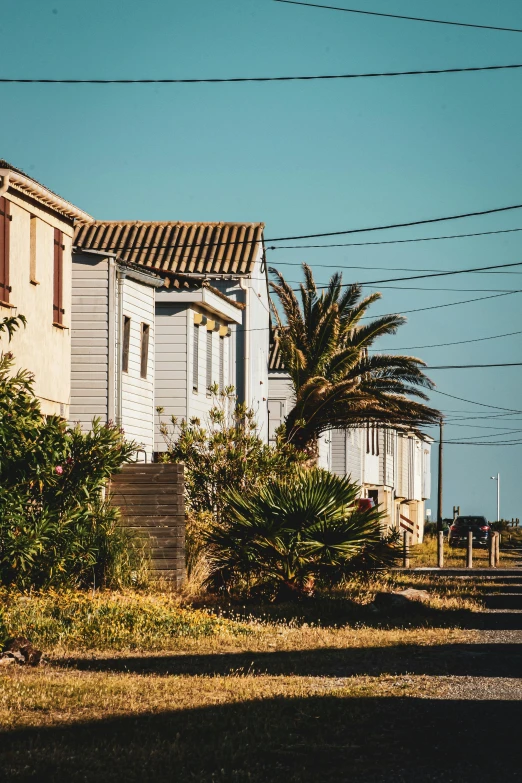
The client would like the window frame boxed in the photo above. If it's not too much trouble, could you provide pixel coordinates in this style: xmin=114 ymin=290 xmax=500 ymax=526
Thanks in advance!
xmin=140 ymin=322 xmax=150 ymax=379
xmin=0 ymin=196 xmax=11 ymax=304
xmin=122 ymin=315 xmax=131 ymax=374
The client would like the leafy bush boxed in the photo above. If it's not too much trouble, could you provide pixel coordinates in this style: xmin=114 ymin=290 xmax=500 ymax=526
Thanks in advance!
xmin=0 ymin=319 xmax=144 ymax=589
xmin=204 ymin=468 xmax=397 ymax=600
xmin=158 ymin=388 xmax=304 ymax=576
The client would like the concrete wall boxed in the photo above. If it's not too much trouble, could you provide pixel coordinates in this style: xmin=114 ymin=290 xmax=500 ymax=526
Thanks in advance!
xmin=1 ymin=192 xmax=73 ymax=416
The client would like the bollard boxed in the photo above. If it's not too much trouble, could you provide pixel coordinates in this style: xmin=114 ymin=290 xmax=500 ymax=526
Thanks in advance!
xmin=466 ymin=530 xmax=473 ymax=569
xmin=495 ymin=532 xmax=501 ymax=567
xmin=402 ymin=531 xmax=410 ymax=569
xmin=489 ymin=533 xmax=496 ymax=568
xmin=437 ymin=530 xmax=444 ymax=569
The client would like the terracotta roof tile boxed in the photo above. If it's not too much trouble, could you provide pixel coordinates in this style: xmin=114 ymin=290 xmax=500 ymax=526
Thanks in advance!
xmin=74 ymin=221 xmax=265 ymax=276
xmin=269 ymin=328 xmax=286 ymax=371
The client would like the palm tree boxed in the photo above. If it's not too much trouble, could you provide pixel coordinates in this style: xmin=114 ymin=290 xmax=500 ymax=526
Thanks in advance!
xmin=269 ymin=264 xmax=440 ymax=455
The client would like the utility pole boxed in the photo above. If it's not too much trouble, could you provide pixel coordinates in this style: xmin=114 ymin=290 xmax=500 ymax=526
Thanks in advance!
xmin=490 ymin=473 xmax=500 ymax=522
xmin=437 ymin=417 xmax=444 ymax=568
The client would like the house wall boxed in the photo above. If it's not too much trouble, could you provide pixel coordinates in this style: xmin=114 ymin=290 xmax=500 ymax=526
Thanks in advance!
xmin=1 ymin=192 xmax=73 ymax=416
xmin=213 ymin=248 xmax=270 ymax=441
xmin=154 ymin=303 xmax=188 ymax=452
xmin=154 ymin=302 xmax=233 ymax=453
xmin=267 ymin=371 xmax=294 ymax=443
xmin=69 ymin=253 xmax=110 ymax=429
xmin=119 ymin=276 xmax=155 ymax=460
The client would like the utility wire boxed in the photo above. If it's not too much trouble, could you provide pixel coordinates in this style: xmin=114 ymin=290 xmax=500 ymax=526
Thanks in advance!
xmin=4 ymin=63 xmax=522 ymax=84
xmin=368 ymin=329 xmax=522 ymax=352
xmin=429 ymin=388 xmax=522 ymax=413
xmin=273 ymin=0 xmax=522 ymax=34
xmin=267 ymin=226 xmax=522 ymax=250
xmin=362 ymin=290 xmax=521 ymax=318
xmin=272 ymin=258 xmax=522 ymax=287
xmin=427 ymin=363 xmax=522 ymax=369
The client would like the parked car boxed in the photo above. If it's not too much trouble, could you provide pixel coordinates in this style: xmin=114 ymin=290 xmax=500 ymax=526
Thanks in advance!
xmin=448 ymin=516 xmax=491 ymax=548
xmin=357 ymin=498 xmax=375 ymax=512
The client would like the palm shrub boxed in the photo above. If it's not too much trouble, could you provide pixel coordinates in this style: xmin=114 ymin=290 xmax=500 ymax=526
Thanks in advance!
xmin=270 ymin=264 xmax=440 ymax=456
xmin=204 ymin=468 xmax=396 ymax=599
xmin=0 ymin=318 xmax=144 ymax=589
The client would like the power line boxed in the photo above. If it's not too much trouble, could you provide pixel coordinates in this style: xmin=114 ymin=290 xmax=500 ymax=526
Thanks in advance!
xmin=443 ymin=429 xmax=522 ymax=441
xmin=428 ymin=363 xmax=522 ymax=369
xmin=267 ymin=226 xmax=522 ymax=251
xmin=4 ymin=63 xmax=522 ymax=85
xmin=273 ymin=0 xmax=522 ymax=34
xmin=368 ymin=329 xmax=522 ymax=352
xmin=273 ymin=258 xmax=522 ymax=287
xmin=361 ymin=290 xmax=521 ymax=319
xmin=429 ymin=388 xmax=522 ymax=413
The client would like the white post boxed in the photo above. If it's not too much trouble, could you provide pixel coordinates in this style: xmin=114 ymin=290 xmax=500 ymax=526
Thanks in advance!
xmin=497 ymin=473 xmax=500 ymax=524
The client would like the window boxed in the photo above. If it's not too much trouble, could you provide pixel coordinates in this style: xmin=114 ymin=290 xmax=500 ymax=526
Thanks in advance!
xmin=30 ymin=215 xmax=38 ymax=284
xmin=206 ymin=329 xmax=213 ymax=393
xmin=140 ymin=323 xmax=150 ymax=379
xmin=219 ymin=336 xmax=225 ymax=392
xmin=122 ymin=316 xmax=131 ymax=373
xmin=0 ymin=196 xmax=11 ymax=303
xmin=53 ymin=228 xmax=64 ymax=324
xmin=192 ymin=323 xmax=199 ymax=391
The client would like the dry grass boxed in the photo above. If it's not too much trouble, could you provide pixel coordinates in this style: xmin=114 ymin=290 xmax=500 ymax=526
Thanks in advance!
xmin=2 ymin=571 xmax=516 ymax=782
xmin=410 ymin=532 xmax=522 ymax=569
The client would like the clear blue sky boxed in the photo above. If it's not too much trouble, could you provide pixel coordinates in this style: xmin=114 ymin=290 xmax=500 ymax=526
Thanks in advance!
xmin=2 ymin=0 xmax=521 ymax=520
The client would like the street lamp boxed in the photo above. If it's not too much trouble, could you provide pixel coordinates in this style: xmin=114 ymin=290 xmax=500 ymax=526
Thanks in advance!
xmin=490 ymin=473 xmax=500 ymax=523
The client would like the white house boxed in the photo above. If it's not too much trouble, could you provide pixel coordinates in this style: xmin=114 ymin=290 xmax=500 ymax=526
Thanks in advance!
xmin=0 ymin=160 xmax=92 ymax=417
xmin=74 ymin=221 xmax=269 ymax=443
xmin=69 ymin=249 xmax=163 ymax=461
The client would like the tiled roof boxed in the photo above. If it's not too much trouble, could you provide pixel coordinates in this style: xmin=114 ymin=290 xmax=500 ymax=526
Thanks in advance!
xmin=0 ymin=159 xmax=92 ymax=222
xmin=269 ymin=328 xmax=286 ymax=371
xmin=74 ymin=221 xmax=265 ymax=276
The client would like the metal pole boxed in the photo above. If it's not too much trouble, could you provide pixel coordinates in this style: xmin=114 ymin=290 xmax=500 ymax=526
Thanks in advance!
xmin=466 ymin=530 xmax=473 ymax=569
xmin=437 ymin=417 xmax=444 ymax=567
xmin=497 ymin=472 xmax=500 ymax=523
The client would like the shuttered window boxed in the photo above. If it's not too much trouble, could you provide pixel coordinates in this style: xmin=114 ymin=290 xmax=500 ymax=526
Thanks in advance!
xmin=206 ymin=330 xmax=213 ymax=393
xmin=0 ymin=197 xmax=11 ymax=303
xmin=53 ymin=228 xmax=64 ymax=324
xmin=219 ymin=336 xmax=225 ymax=392
xmin=192 ymin=324 xmax=199 ymax=391
xmin=122 ymin=316 xmax=131 ymax=373
xmin=140 ymin=323 xmax=150 ymax=379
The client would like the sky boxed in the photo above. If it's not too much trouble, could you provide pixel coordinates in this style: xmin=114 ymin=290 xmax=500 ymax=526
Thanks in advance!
xmin=1 ymin=0 xmax=521 ymax=520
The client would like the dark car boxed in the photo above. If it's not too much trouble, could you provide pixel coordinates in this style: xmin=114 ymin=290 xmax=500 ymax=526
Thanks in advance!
xmin=448 ymin=516 xmax=491 ymax=548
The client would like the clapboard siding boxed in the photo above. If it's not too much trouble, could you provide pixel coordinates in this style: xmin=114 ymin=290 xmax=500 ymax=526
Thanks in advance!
xmin=69 ymin=255 xmax=110 ymax=429
xmin=120 ymin=277 xmax=155 ymax=457
xmin=155 ymin=304 xmax=188 ymax=451
xmin=330 ymin=430 xmax=347 ymax=476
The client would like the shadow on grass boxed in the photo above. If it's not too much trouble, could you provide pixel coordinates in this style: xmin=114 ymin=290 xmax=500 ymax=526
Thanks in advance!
xmin=3 ymin=695 xmax=522 ymax=782
xmin=64 ymin=641 xmax=522 ymax=678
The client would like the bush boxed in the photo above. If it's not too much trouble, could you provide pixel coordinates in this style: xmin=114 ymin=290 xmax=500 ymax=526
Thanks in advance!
xmin=158 ymin=388 xmax=304 ymax=574
xmin=0 ymin=320 xmax=144 ymax=589
xmin=204 ymin=468 xmax=397 ymax=600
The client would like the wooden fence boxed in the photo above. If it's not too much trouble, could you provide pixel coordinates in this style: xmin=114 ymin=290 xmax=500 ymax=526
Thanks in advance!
xmin=109 ymin=463 xmax=185 ymax=584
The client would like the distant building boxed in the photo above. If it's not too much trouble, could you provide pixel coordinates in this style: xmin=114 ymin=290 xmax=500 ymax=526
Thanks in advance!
xmin=0 ymin=160 xmax=93 ymax=417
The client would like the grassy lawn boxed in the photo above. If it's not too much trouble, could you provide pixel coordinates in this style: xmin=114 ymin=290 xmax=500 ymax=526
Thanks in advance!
xmin=1 ymin=573 xmax=520 ymax=782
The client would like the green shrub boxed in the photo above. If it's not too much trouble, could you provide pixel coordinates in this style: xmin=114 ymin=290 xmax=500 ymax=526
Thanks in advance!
xmin=0 ymin=319 xmax=143 ymax=589
xmin=204 ymin=468 xmax=397 ymax=600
